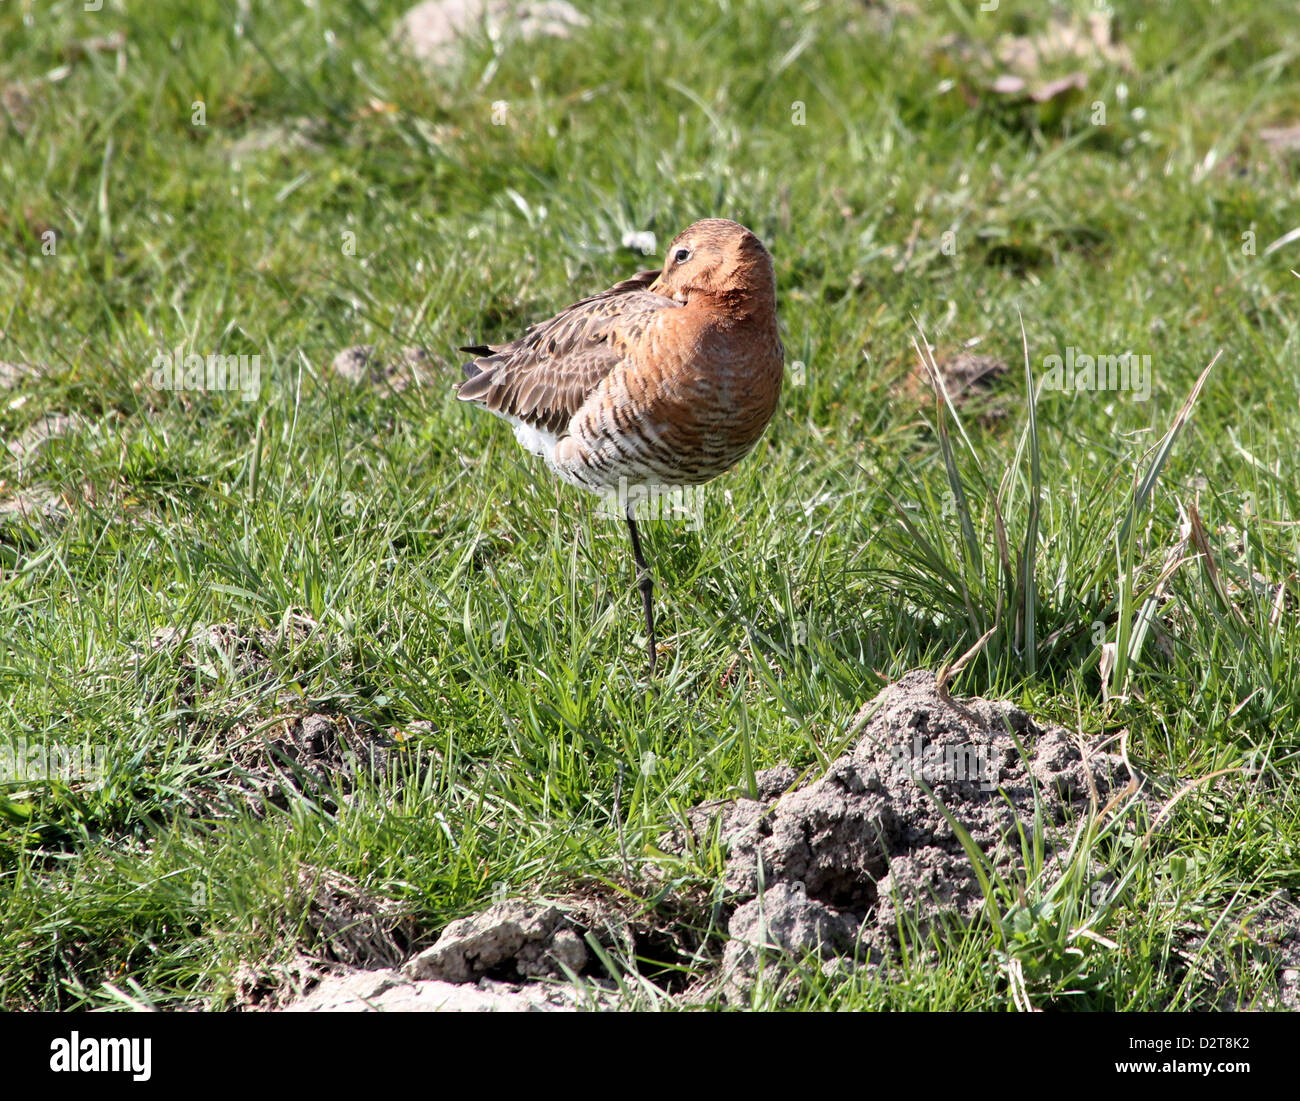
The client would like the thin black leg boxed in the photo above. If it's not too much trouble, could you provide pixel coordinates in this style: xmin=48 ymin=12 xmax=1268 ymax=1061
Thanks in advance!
xmin=625 ymin=507 xmax=657 ymax=676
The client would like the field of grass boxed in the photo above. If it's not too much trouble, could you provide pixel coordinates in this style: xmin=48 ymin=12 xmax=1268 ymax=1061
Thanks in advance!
xmin=1 ymin=0 xmax=1298 ymax=1011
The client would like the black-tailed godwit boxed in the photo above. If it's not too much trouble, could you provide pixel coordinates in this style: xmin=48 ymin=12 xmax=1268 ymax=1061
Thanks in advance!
xmin=457 ymin=218 xmax=784 ymax=674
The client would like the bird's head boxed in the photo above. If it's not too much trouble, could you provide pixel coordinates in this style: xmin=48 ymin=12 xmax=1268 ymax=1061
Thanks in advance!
xmin=649 ymin=219 xmax=776 ymax=311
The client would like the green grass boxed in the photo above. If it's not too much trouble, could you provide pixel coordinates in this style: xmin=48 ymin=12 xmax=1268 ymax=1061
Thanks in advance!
xmin=1 ymin=0 xmax=1298 ymax=1010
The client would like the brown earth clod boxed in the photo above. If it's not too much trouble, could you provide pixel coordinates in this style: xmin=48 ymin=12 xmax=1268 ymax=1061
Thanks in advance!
xmin=329 ymin=345 xmax=436 ymax=393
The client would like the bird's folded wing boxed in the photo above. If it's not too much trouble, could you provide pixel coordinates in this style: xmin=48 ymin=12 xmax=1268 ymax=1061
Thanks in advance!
xmin=456 ymin=270 xmax=678 ymax=435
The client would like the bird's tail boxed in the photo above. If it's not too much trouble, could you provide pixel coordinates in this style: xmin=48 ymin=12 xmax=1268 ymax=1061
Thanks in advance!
xmin=458 ymin=345 xmax=492 ymax=383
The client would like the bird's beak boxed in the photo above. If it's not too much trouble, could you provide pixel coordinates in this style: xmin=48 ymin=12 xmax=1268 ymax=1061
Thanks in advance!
xmin=649 ymin=272 xmax=686 ymax=303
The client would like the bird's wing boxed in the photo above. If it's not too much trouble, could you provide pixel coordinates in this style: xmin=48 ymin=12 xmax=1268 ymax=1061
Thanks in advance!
xmin=456 ymin=270 xmax=677 ymax=435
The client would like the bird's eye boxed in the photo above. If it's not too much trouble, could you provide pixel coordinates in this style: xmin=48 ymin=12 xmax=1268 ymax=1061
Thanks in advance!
xmin=673 ymin=247 xmax=691 ymax=264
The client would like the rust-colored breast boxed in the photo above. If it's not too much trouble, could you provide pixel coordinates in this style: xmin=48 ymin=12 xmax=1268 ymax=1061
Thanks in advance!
xmin=556 ymin=304 xmax=784 ymax=491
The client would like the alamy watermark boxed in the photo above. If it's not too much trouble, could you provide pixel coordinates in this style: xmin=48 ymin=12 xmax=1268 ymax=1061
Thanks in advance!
xmin=1041 ymin=347 xmax=1151 ymax=401
xmin=50 ymin=1031 xmax=150 ymax=1082
xmin=887 ymin=734 xmax=999 ymax=792
xmin=1 ymin=740 xmax=109 ymax=788
xmin=151 ymin=347 xmax=261 ymax=402
xmin=598 ymin=478 xmax=705 ymax=532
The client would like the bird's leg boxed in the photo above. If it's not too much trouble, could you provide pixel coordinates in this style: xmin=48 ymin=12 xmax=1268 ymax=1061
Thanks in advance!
xmin=625 ymin=505 xmax=657 ymax=676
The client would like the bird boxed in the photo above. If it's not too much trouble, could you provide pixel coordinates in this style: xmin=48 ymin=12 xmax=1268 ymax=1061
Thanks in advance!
xmin=455 ymin=218 xmax=784 ymax=675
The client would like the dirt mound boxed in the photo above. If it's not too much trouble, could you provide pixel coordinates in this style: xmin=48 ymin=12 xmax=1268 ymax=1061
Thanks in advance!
xmin=149 ymin=621 xmax=429 ymax=815
xmin=897 ymin=350 xmax=1012 ymax=427
xmin=284 ymin=967 xmax=614 ymax=1012
xmin=279 ymin=671 xmax=1148 ymax=1010
xmin=269 ymin=897 xmax=623 ymax=1012
xmin=403 ymin=899 xmax=592 ymax=984
xmin=394 ymin=0 xmax=588 ymax=67
xmin=666 ymin=670 xmax=1140 ymax=998
xmin=180 ymin=710 xmax=423 ymax=817
xmin=149 ymin=620 xmax=316 ymax=705
xmin=234 ymin=866 xmax=415 ymax=1009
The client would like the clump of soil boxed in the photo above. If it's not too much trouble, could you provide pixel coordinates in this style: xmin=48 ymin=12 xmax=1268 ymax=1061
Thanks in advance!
xmin=280 ymin=965 xmax=616 ymax=1012
xmin=329 ymin=345 xmax=435 ymax=393
xmin=665 ymin=670 xmax=1139 ymax=999
xmin=296 ymin=864 xmax=415 ymax=969
xmin=403 ymin=899 xmax=594 ymax=984
xmin=898 ymin=350 xmax=1012 ymax=427
xmin=931 ymin=10 xmax=1133 ymax=109
xmin=234 ymin=866 xmax=416 ymax=1009
xmin=175 ymin=710 xmax=428 ymax=818
xmin=149 ymin=620 xmax=429 ymax=815
xmin=149 ymin=618 xmax=320 ymax=700
xmin=395 ymin=0 xmax=589 ymax=67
